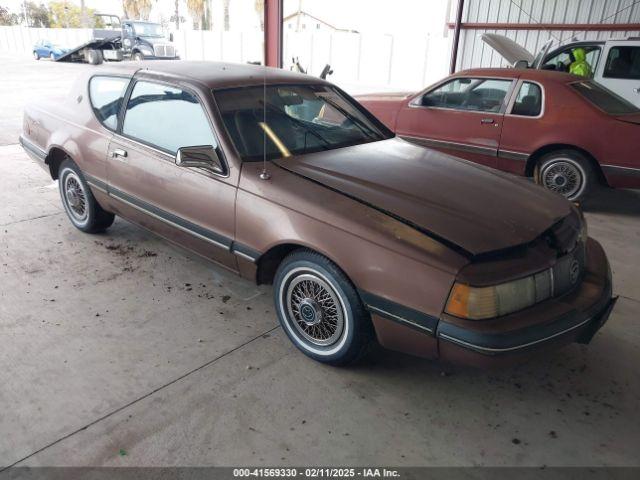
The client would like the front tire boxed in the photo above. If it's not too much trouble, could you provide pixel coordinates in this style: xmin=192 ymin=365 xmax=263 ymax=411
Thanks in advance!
xmin=535 ymin=149 xmax=595 ymax=202
xmin=50 ymin=52 xmax=55 ymax=61
xmin=33 ymin=51 xmax=39 ymax=60
xmin=274 ymin=250 xmax=372 ymax=366
xmin=58 ymin=159 xmax=114 ymax=233
xmin=133 ymin=52 xmax=144 ymax=61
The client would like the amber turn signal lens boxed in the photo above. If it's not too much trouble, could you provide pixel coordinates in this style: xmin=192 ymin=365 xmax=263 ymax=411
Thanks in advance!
xmin=446 ymin=283 xmax=470 ymax=318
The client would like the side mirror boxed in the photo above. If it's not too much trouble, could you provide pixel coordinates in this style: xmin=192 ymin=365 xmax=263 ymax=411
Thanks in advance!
xmin=176 ymin=145 xmax=225 ymax=174
xmin=169 ymin=32 xmax=174 ymax=42
xmin=421 ymin=94 xmax=435 ymax=106
xmin=514 ymin=59 xmax=529 ymax=69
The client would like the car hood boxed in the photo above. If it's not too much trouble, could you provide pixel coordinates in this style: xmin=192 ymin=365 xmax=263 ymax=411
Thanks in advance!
xmin=274 ymin=138 xmax=571 ymax=257
xmin=481 ymin=33 xmax=553 ymax=69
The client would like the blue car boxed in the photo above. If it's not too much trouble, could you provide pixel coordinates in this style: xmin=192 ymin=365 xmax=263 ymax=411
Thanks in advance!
xmin=33 ymin=40 xmax=69 ymax=60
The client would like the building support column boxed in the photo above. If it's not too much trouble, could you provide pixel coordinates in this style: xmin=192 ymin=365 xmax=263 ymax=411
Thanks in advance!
xmin=449 ymin=0 xmax=465 ymax=74
xmin=264 ymin=0 xmax=283 ymax=68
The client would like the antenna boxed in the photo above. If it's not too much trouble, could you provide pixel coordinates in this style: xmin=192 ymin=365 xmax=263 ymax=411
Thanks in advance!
xmin=259 ymin=59 xmax=271 ymax=180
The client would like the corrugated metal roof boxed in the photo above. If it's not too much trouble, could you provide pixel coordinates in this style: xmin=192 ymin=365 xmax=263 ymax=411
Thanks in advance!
xmin=455 ymin=0 xmax=640 ymax=70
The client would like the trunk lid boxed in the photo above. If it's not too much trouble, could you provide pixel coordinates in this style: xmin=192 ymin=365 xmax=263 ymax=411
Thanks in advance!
xmin=275 ymin=138 xmax=571 ymax=256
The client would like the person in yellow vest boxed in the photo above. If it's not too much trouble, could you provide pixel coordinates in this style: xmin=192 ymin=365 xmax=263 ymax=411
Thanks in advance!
xmin=569 ymin=48 xmax=593 ymax=77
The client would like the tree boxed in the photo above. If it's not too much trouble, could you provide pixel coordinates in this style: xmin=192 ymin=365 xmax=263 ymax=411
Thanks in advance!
xmin=48 ymin=1 xmax=97 ymax=28
xmin=122 ymin=0 xmax=153 ymax=20
xmin=49 ymin=1 xmax=81 ymax=27
xmin=186 ymin=0 xmax=205 ymax=29
xmin=254 ymin=0 xmax=263 ymax=31
xmin=22 ymin=2 xmax=51 ymax=27
xmin=222 ymin=0 xmax=230 ymax=31
xmin=0 ymin=6 xmax=19 ymax=25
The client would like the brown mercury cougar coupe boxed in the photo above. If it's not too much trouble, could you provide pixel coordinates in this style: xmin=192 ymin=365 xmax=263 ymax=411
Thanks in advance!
xmin=20 ymin=61 xmax=616 ymax=366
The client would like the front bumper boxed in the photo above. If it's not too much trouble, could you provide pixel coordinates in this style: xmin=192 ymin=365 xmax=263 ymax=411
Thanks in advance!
xmin=437 ymin=238 xmax=616 ymax=367
xmin=141 ymin=55 xmax=180 ymax=60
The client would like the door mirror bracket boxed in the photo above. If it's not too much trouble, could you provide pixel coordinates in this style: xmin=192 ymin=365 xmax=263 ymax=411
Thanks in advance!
xmin=176 ymin=145 xmax=225 ymax=175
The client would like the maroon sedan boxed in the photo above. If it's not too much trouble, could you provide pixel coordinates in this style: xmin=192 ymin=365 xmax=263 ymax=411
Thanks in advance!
xmin=357 ymin=68 xmax=640 ymax=202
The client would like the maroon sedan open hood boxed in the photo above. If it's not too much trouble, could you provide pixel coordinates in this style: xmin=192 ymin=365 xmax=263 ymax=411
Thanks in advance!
xmin=275 ymin=138 xmax=571 ymax=257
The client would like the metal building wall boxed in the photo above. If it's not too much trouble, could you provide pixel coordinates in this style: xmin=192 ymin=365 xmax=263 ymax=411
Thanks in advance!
xmin=455 ymin=0 xmax=640 ymax=70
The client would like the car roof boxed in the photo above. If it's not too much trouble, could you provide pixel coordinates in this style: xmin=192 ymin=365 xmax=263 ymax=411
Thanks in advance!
xmin=456 ymin=67 xmax=578 ymax=84
xmin=99 ymin=60 xmax=328 ymax=90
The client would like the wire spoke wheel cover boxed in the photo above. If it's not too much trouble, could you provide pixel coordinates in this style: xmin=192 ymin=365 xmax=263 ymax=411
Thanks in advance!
xmin=540 ymin=159 xmax=585 ymax=200
xmin=62 ymin=171 xmax=88 ymax=223
xmin=283 ymin=270 xmax=346 ymax=347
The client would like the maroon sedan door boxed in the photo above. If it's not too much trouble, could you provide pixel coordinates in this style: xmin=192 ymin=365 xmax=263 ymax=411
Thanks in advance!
xmin=106 ymin=79 xmax=238 ymax=270
xmin=394 ymin=77 xmax=515 ymax=169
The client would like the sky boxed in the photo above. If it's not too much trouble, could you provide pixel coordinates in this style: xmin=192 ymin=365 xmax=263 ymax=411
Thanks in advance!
xmin=2 ymin=0 xmax=452 ymax=36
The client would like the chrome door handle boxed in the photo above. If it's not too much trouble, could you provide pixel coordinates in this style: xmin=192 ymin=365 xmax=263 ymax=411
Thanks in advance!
xmin=111 ymin=149 xmax=128 ymax=158
xmin=480 ymin=118 xmax=495 ymax=124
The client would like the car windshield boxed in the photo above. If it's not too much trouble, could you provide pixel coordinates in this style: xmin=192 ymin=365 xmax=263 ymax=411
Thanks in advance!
xmin=214 ymin=84 xmax=392 ymax=162
xmin=572 ymin=80 xmax=639 ymax=115
xmin=132 ymin=22 xmax=163 ymax=37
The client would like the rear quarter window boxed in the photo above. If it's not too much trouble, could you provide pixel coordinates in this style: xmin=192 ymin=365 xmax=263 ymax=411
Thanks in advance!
xmin=89 ymin=76 xmax=130 ymax=130
xmin=571 ymin=81 xmax=639 ymax=115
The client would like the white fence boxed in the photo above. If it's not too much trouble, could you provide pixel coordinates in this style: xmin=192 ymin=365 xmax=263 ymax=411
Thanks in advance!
xmin=0 ymin=26 xmax=92 ymax=56
xmin=0 ymin=25 xmax=450 ymax=94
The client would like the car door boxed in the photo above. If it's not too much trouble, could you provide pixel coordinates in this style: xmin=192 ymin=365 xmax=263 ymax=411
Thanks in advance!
xmin=37 ymin=41 xmax=48 ymax=57
xmin=542 ymin=44 xmax=602 ymax=75
xmin=597 ymin=44 xmax=640 ymax=107
xmin=394 ymin=77 xmax=515 ymax=168
xmin=498 ymin=79 xmax=545 ymax=175
xmin=106 ymin=78 xmax=238 ymax=270
xmin=121 ymin=22 xmax=135 ymax=56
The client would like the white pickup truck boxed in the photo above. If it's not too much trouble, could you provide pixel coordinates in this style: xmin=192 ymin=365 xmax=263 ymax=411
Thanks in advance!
xmin=482 ymin=34 xmax=640 ymax=107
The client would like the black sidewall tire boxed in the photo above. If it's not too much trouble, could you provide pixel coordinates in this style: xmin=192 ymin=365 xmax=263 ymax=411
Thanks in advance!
xmin=34 ymin=51 xmax=39 ymax=60
xmin=274 ymin=251 xmax=371 ymax=366
xmin=58 ymin=160 xmax=114 ymax=233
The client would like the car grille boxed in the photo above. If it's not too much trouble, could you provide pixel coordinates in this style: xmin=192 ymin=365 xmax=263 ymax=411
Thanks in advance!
xmin=552 ymin=241 xmax=586 ymax=297
xmin=153 ymin=44 xmax=175 ymax=57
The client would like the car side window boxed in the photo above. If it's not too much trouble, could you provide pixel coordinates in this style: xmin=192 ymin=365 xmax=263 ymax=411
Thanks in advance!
xmin=122 ymin=81 xmax=217 ymax=154
xmin=422 ymin=78 xmax=512 ymax=113
xmin=88 ymin=76 xmax=130 ymax=130
xmin=510 ymin=82 xmax=542 ymax=117
xmin=543 ymin=46 xmax=600 ymax=75
xmin=603 ymin=46 xmax=640 ymax=80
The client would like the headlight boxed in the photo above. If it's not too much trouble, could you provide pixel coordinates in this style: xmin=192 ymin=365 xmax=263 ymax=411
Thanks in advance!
xmin=445 ymin=269 xmax=553 ymax=320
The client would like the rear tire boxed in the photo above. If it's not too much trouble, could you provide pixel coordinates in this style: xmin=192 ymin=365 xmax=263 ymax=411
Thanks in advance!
xmin=58 ymin=159 xmax=114 ymax=233
xmin=535 ymin=149 xmax=595 ymax=202
xmin=50 ymin=52 xmax=55 ymax=61
xmin=86 ymin=49 xmax=103 ymax=65
xmin=273 ymin=250 xmax=373 ymax=366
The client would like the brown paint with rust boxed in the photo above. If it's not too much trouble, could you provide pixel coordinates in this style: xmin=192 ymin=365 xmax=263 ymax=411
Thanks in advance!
xmin=20 ymin=61 xmax=615 ymax=367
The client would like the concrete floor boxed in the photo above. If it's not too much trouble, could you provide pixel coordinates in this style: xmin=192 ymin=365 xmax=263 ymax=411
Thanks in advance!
xmin=1 ymin=54 xmax=640 ymax=468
